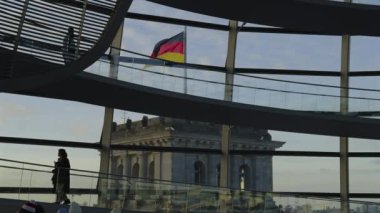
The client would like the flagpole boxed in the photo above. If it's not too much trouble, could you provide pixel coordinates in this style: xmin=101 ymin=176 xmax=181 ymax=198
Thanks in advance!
xmin=184 ymin=26 xmax=187 ymax=94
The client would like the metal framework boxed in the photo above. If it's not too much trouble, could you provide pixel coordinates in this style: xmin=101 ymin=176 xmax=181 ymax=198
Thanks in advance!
xmin=0 ymin=0 xmax=132 ymax=92
xmin=2 ymin=0 xmax=380 ymax=207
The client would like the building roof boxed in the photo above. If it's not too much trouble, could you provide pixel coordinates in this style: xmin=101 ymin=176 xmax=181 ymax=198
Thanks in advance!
xmin=112 ymin=117 xmax=285 ymax=150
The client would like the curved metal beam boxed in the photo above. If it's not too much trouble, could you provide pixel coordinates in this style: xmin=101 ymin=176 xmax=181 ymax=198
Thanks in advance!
xmin=147 ymin=0 xmax=380 ymax=36
xmin=14 ymin=71 xmax=380 ymax=140
xmin=0 ymin=0 xmax=132 ymax=92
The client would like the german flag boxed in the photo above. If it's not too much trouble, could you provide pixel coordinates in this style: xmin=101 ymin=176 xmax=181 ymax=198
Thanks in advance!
xmin=150 ymin=32 xmax=184 ymax=63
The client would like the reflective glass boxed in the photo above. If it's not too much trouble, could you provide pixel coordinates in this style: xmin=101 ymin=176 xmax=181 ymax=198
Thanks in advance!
xmin=350 ymin=158 xmax=380 ymax=193
xmin=270 ymin=131 xmax=339 ymax=152
xmin=273 ymin=157 xmax=340 ymax=193
xmin=0 ymin=94 xmax=103 ymax=142
xmin=351 ymin=37 xmax=380 ymax=71
xmin=236 ymin=33 xmax=341 ymax=71
xmin=349 ymin=137 xmax=380 ymax=152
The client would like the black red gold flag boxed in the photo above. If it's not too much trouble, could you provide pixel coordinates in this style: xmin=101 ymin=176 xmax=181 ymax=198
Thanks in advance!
xmin=150 ymin=32 xmax=184 ymax=63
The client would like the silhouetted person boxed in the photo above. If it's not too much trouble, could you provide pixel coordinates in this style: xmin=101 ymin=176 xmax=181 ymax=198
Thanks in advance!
xmin=52 ymin=149 xmax=71 ymax=204
xmin=63 ymin=27 xmax=76 ymax=64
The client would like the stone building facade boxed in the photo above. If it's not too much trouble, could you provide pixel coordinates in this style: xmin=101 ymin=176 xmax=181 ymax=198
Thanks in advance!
xmin=110 ymin=116 xmax=285 ymax=192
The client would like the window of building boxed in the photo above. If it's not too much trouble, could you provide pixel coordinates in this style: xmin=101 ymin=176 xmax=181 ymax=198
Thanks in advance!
xmin=132 ymin=163 xmax=140 ymax=178
xmin=117 ymin=164 xmax=124 ymax=176
xmin=216 ymin=163 xmax=221 ymax=187
xmin=148 ymin=161 xmax=155 ymax=180
xmin=239 ymin=164 xmax=250 ymax=191
xmin=194 ymin=161 xmax=205 ymax=185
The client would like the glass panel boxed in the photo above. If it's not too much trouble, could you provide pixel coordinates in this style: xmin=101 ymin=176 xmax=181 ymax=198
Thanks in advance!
xmin=273 ymin=157 xmax=340 ymax=193
xmin=88 ymin=51 xmax=380 ymax=114
xmin=270 ymin=131 xmax=339 ymax=152
xmin=350 ymin=137 xmax=380 ymax=152
xmin=0 ymin=157 xmax=99 ymax=205
xmin=236 ymin=33 xmax=341 ymax=71
xmin=349 ymin=77 xmax=380 ymax=113
xmin=350 ymin=158 xmax=380 ymax=193
xmin=101 ymin=176 xmax=352 ymax=212
xmin=87 ymin=52 xmax=360 ymax=113
xmin=186 ymin=27 xmax=228 ymax=66
xmin=2 ymin=157 xmax=379 ymax=211
xmin=0 ymin=93 xmax=103 ymax=142
xmin=0 ymin=144 xmax=100 ymax=171
xmin=351 ymin=37 xmax=380 ymax=71
xmin=350 ymin=200 xmax=380 ymax=213
xmin=233 ymin=75 xmax=340 ymax=112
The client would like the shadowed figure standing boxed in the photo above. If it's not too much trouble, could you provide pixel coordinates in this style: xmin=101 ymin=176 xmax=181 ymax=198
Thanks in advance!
xmin=62 ymin=27 xmax=76 ymax=64
xmin=52 ymin=149 xmax=71 ymax=204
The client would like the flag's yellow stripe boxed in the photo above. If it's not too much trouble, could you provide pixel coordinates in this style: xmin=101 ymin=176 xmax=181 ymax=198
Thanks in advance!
xmin=157 ymin=52 xmax=184 ymax=63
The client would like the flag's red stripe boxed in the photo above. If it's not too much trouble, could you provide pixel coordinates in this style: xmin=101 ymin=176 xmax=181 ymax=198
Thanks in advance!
xmin=157 ymin=41 xmax=184 ymax=57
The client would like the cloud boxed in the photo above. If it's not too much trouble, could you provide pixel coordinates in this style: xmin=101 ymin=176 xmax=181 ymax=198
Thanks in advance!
xmin=0 ymin=102 xmax=33 ymax=125
xmin=71 ymin=123 xmax=91 ymax=138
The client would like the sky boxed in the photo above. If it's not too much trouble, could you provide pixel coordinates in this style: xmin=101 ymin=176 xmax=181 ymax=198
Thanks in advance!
xmin=1 ymin=0 xmax=380 ymax=203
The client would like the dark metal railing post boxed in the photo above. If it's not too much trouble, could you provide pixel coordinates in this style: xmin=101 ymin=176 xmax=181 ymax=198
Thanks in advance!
xmin=13 ymin=0 xmax=30 ymax=51
xmin=18 ymin=163 xmax=25 ymax=200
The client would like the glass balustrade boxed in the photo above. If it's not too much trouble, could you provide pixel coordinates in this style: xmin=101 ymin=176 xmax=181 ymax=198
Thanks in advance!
xmin=85 ymin=52 xmax=380 ymax=115
xmin=1 ymin=158 xmax=379 ymax=212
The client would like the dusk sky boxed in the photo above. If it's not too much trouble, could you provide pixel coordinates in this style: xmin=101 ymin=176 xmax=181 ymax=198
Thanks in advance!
xmin=1 ymin=0 xmax=380 ymax=204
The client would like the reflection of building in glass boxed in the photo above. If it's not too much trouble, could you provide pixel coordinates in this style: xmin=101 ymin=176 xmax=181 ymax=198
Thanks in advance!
xmin=110 ymin=116 xmax=285 ymax=191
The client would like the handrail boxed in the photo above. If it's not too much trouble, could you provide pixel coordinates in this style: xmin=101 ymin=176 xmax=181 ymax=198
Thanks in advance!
xmin=112 ymin=48 xmax=380 ymax=93
xmin=0 ymin=158 xmax=344 ymax=199
xmin=100 ymin=59 xmax=380 ymax=103
xmin=0 ymin=159 xmax=348 ymax=200
xmin=94 ymin=54 xmax=380 ymax=114
xmin=0 ymin=164 xmax=127 ymax=183
xmin=0 ymin=158 xmax=124 ymax=180
xmin=3 ymin=158 xmax=380 ymax=207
